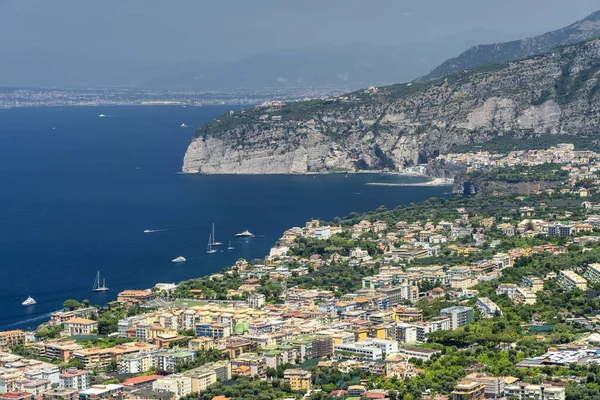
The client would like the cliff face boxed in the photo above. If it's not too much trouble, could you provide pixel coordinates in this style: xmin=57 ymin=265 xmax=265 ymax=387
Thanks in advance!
xmin=421 ymin=10 xmax=600 ymax=81
xmin=183 ymin=39 xmax=600 ymax=174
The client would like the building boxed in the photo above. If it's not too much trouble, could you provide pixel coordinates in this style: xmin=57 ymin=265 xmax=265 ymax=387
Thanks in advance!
xmin=0 ymin=393 xmax=32 ymax=400
xmin=465 ymin=373 xmax=505 ymax=399
xmin=452 ymin=381 xmax=485 ymax=400
xmin=41 ymin=340 xmax=83 ymax=362
xmin=513 ymin=287 xmax=537 ymax=305
xmin=117 ymin=290 xmax=152 ymax=306
xmin=558 ymin=270 xmax=587 ymax=291
xmin=59 ymin=369 xmax=88 ymax=391
xmin=476 ymin=298 xmax=502 ymax=318
xmin=333 ymin=343 xmax=383 ymax=361
xmin=152 ymin=374 xmax=192 ymax=399
xmin=440 ymin=306 xmax=474 ymax=330
xmin=586 ymin=263 xmax=600 ymax=284
xmin=78 ymin=384 xmax=123 ymax=400
xmin=496 ymin=283 xmax=518 ymax=298
xmin=231 ymin=354 xmax=266 ymax=379
xmin=0 ymin=331 xmax=25 ymax=351
xmin=397 ymin=346 xmax=441 ymax=361
xmin=505 ymin=383 xmax=565 ymax=400
xmin=521 ymin=276 xmax=544 ymax=293
xmin=63 ymin=318 xmax=98 ymax=336
xmin=183 ymin=361 xmax=231 ymax=393
xmin=547 ymin=224 xmax=575 ymax=237
xmin=283 ymin=369 xmax=312 ymax=392
xmin=248 ymin=293 xmax=266 ymax=309
xmin=155 ymin=350 xmax=195 ymax=372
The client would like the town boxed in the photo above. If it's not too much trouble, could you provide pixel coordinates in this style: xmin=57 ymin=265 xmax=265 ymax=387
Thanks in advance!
xmin=5 ymin=144 xmax=600 ymax=399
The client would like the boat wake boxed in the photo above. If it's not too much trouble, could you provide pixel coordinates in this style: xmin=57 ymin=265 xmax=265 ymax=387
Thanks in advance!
xmin=1 ymin=312 xmax=53 ymax=329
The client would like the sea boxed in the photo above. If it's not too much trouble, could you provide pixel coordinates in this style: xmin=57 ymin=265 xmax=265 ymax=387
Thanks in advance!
xmin=0 ymin=105 xmax=450 ymax=331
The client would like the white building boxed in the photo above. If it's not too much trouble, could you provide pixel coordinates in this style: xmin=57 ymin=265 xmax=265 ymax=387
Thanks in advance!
xmin=314 ymin=226 xmax=331 ymax=240
xmin=248 ymin=293 xmax=266 ymax=309
xmin=59 ymin=369 xmax=89 ymax=391
xmin=152 ymin=374 xmax=193 ymax=399
xmin=350 ymin=248 xmax=369 ymax=259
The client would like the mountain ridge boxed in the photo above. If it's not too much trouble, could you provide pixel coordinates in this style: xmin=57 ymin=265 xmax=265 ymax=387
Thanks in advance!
xmin=182 ymin=38 xmax=600 ymax=174
xmin=420 ymin=10 xmax=600 ymax=81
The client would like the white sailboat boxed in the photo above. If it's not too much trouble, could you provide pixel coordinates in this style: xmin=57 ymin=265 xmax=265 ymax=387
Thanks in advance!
xmin=92 ymin=271 xmax=109 ymax=292
xmin=210 ymin=223 xmax=222 ymax=246
xmin=206 ymin=234 xmax=217 ymax=254
xmin=180 ymin=123 xmax=188 ymax=128
xmin=227 ymin=240 xmax=234 ymax=250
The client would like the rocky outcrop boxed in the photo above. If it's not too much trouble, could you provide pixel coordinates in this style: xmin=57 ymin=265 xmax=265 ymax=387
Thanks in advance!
xmin=421 ymin=10 xmax=600 ymax=81
xmin=183 ymin=39 xmax=600 ymax=174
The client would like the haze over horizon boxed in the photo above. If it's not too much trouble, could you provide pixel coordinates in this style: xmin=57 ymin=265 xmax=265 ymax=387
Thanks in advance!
xmin=2 ymin=0 xmax=600 ymax=88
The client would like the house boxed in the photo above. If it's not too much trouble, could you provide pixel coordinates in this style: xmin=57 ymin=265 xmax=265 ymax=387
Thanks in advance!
xmin=63 ymin=318 xmax=98 ymax=336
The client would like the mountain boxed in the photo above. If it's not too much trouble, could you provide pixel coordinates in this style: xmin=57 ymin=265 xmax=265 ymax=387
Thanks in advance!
xmin=143 ymin=30 xmax=522 ymax=89
xmin=0 ymin=29 xmax=518 ymax=89
xmin=182 ymin=38 xmax=600 ymax=174
xmin=421 ymin=10 xmax=600 ymax=81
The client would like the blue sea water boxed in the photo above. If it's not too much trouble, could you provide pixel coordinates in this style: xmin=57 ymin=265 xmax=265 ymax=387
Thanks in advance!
xmin=0 ymin=105 xmax=449 ymax=331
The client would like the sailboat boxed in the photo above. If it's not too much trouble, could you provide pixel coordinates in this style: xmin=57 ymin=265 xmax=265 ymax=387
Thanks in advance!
xmin=210 ymin=223 xmax=222 ymax=246
xmin=92 ymin=271 xmax=109 ymax=292
xmin=206 ymin=234 xmax=217 ymax=254
xmin=227 ymin=240 xmax=234 ymax=250
xmin=180 ymin=123 xmax=188 ymax=128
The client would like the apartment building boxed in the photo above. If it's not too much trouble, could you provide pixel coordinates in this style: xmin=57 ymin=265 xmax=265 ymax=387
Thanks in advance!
xmin=558 ymin=270 xmax=587 ymax=291
xmin=283 ymin=369 xmax=312 ymax=392
xmin=440 ymin=306 xmax=474 ymax=330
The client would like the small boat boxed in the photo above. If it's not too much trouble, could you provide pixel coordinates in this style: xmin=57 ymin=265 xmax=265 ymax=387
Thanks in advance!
xmin=207 ymin=234 xmax=217 ymax=254
xmin=227 ymin=240 xmax=234 ymax=250
xmin=22 ymin=296 xmax=36 ymax=306
xmin=98 ymin=114 xmax=106 ymax=118
xmin=143 ymin=229 xmax=152 ymax=233
xmin=92 ymin=271 xmax=109 ymax=292
xmin=235 ymin=230 xmax=254 ymax=238
xmin=181 ymin=123 xmax=188 ymax=128
xmin=172 ymin=256 xmax=186 ymax=263
xmin=210 ymin=223 xmax=222 ymax=246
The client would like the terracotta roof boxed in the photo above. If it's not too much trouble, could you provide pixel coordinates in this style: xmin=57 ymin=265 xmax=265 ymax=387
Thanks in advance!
xmin=122 ymin=374 xmax=161 ymax=386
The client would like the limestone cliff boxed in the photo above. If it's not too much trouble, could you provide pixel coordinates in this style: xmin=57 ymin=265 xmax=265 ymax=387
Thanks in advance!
xmin=183 ymin=39 xmax=600 ymax=174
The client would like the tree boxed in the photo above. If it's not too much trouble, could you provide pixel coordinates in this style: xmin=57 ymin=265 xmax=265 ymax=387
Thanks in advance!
xmin=63 ymin=299 xmax=81 ymax=311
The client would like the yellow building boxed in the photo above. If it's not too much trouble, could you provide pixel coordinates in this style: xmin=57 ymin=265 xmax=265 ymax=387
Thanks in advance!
xmin=0 ymin=330 xmax=25 ymax=350
xmin=189 ymin=337 xmax=215 ymax=352
xmin=354 ymin=328 xmax=368 ymax=342
xmin=284 ymin=369 xmax=312 ymax=391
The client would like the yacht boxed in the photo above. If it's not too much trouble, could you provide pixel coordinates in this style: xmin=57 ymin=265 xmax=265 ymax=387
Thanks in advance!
xmin=22 ymin=296 xmax=36 ymax=306
xmin=98 ymin=114 xmax=106 ymax=118
xmin=92 ymin=271 xmax=109 ymax=292
xmin=207 ymin=234 xmax=217 ymax=254
xmin=172 ymin=256 xmax=186 ymax=263
xmin=143 ymin=229 xmax=152 ymax=233
xmin=235 ymin=230 xmax=254 ymax=237
xmin=180 ymin=123 xmax=188 ymax=128
xmin=227 ymin=240 xmax=234 ymax=250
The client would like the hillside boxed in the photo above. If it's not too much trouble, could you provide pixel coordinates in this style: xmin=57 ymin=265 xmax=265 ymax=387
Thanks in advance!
xmin=182 ymin=39 xmax=600 ymax=174
xmin=421 ymin=10 xmax=600 ymax=81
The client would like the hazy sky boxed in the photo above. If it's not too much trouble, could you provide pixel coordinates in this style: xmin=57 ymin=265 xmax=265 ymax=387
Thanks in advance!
xmin=1 ymin=0 xmax=600 ymax=65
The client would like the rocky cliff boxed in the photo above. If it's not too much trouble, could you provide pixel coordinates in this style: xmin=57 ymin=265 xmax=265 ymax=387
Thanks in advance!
xmin=183 ymin=39 xmax=600 ymax=174
xmin=421 ymin=10 xmax=600 ymax=81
